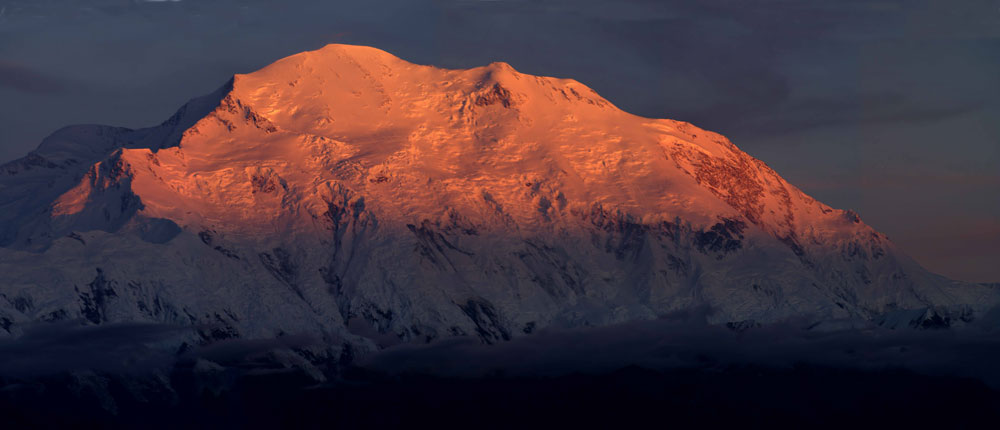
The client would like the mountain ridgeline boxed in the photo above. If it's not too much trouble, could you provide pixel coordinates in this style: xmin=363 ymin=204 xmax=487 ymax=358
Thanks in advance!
xmin=1 ymin=44 xmax=996 ymax=367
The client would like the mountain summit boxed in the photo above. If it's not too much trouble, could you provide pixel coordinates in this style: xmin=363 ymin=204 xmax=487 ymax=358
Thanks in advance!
xmin=0 ymin=44 xmax=995 ymax=357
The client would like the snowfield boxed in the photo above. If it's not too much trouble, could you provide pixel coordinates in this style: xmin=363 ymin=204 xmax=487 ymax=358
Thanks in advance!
xmin=1 ymin=44 xmax=996 ymax=369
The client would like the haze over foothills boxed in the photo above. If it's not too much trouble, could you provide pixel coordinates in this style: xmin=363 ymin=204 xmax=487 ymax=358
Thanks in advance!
xmin=0 ymin=0 xmax=997 ymax=281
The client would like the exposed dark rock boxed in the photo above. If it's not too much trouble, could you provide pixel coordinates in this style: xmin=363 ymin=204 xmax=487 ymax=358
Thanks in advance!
xmin=77 ymin=268 xmax=119 ymax=324
xmin=522 ymin=321 xmax=536 ymax=334
xmin=695 ymin=218 xmax=746 ymax=258
xmin=458 ymin=298 xmax=510 ymax=344
xmin=726 ymin=319 xmax=760 ymax=332
xmin=474 ymin=83 xmax=514 ymax=108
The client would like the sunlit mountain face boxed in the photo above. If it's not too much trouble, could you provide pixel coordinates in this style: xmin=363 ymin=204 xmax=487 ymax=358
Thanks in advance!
xmin=1 ymin=44 xmax=998 ymax=426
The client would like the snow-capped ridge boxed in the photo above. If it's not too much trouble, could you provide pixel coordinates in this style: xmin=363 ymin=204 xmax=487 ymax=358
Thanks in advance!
xmin=1 ymin=44 xmax=997 ymax=369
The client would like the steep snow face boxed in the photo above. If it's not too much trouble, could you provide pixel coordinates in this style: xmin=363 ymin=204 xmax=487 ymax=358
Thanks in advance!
xmin=0 ymin=45 xmax=996 ymax=355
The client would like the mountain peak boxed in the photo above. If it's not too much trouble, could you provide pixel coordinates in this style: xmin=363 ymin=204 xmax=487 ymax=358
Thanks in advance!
xmin=312 ymin=43 xmax=403 ymax=59
xmin=236 ymin=43 xmax=411 ymax=87
xmin=2 ymin=44 xmax=995 ymax=350
xmin=213 ymin=44 xmax=617 ymax=154
xmin=274 ymin=43 xmax=405 ymax=68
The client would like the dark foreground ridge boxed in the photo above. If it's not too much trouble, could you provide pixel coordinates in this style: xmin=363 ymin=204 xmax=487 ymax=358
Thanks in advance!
xmin=2 ymin=365 xmax=999 ymax=429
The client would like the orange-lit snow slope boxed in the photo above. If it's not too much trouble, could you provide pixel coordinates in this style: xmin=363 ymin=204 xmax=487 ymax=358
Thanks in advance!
xmin=61 ymin=45 xmax=849 ymax=239
xmin=0 ymin=45 xmax=996 ymax=349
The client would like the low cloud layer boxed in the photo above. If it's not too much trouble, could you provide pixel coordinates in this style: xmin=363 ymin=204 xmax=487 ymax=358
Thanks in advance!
xmin=0 ymin=321 xmax=187 ymax=377
xmin=362 ymin=309 xmax=1000 ymax=388
xmin=4 ymin=312 xmax=1000 ymax=390
xmin=0 ymin=320 xmax=326 ymax=379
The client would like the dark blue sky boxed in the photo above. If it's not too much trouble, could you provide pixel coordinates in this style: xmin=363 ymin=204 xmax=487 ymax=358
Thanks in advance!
xmin=0 ymin=0 xmax=997 ymax=281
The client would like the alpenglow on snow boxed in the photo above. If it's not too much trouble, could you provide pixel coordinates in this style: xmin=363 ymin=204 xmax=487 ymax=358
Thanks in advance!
xmin=1 ymin=45 xmax=995 ymax=359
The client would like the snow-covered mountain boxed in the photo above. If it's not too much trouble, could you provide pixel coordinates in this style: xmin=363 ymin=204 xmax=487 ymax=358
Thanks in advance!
xmin=1 ymin=44 xmax=996 ymax=363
